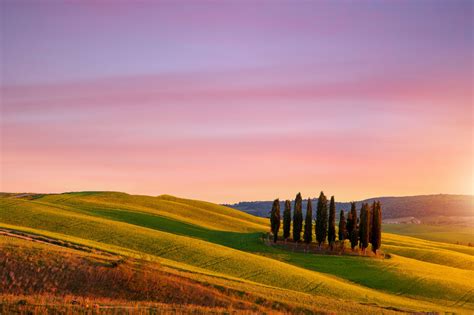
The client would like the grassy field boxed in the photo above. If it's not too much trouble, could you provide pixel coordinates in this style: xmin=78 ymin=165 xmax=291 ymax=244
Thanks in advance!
xmin=383 ymin=223 xmax=474 ymax=245
xmin=1 ymin=192 xmax=473 ymax=313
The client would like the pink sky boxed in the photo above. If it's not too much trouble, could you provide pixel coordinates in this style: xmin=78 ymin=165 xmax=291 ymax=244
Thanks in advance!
xmin=1 ymin=1 xmax=472 ymax=203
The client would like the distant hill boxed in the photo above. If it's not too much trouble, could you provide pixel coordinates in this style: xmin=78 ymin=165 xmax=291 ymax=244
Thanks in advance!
xmin=224 ymin=194 xmax=474 ymax=221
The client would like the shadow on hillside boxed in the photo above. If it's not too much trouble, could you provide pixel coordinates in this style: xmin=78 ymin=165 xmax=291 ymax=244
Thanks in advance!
xmin=79 ymin=208 xmax=270 ymax=252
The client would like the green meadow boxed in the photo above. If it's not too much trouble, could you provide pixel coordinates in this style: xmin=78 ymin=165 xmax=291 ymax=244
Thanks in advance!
xmin=382 ymin=223 xmax=474 ymax=245
xmin=1 ymin=192 xmax=473 ymax=313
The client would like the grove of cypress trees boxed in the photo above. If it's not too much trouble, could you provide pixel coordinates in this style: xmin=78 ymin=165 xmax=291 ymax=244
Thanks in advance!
xmin=303 ymin=198 xmax=313 ymax=244
xmin=283 ymin=200 xmax=292 ymax=240
xmin=327 ymin=196 xmax=336 ymax=249
xmin=338 ymin=210 xmax=347 ymax=245
xmin=316 ymin=191 xmax=328 ymax=247
xmin=371 ymin=201 xmax=382 ymax=254
xmin=270 ymin=199 xmax=281 ymax=243
xmin=293 ymin=193 xmax=303 ymax=242
xmin=359 ymin=203 xmax=370 ymax=252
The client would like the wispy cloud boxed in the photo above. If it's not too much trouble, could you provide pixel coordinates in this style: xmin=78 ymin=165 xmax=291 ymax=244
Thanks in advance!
xmin=1 ymin=1 xmax=472 ymax=201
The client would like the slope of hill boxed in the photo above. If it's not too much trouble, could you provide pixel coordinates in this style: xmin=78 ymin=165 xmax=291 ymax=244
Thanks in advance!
xmin=1 ymin=235 xmax=274 ymax=313
xmin=25 ymin=192 xmax=268 ymax=232
xmin=382 ymin=223 xmax=474 ymax=245
xmin=226 ymin=194 xmax=474 ymax=221
xmin=1 ymin=192 xmax=473 ymax=313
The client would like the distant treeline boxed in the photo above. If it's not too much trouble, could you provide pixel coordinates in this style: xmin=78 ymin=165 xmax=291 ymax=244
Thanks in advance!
xmin=270 ymin=192 xmax=382 ymax=254
xmin=227 ymin=194 xmax=473 ymax=219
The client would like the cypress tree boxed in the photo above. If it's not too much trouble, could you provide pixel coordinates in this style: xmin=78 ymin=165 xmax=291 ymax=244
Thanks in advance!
xmin=283 ymin=200 xmax=292 ymax=240
xmin=316 ymin=191 xmax=328 ymax=247
xmin=346 ymin=211 xmax=353 ymax=236
xmin=351 ymin=202 xmax=358 ymax=225
xmin=371 ymin=201 xmax=382 ymax=254
xmin=350 ymin=225 xmax=359 ymax=250
xmin=358 ymin=204 xmax=364 ymax=249
xmin=347 ymin=202 xmax=357 ymax=235
xmin=359 ymin=203 xmax=370 ymax=252
xmin=338 ymin=210 xmax=347 ymax=243
xmin=369 ymin=201 xmax=375 ymax=242
xmin=359 ymin=203 xmax=365 ymax=248
xmin=270 ymin=199 xmax=281 ymax=243
xmin=293 ymin=193 xmax=303 ymax=242
xmin=328 ymin=196 xmax=336 ymax=249
xmin=304 ymin=198 xmax=313 ymax=244
xmin=349 ymin=201 xmax=359 ymax=250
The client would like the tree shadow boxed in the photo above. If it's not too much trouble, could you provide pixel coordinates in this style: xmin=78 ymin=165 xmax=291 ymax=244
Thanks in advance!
xmin=79 ymin=207 xmax=269 ymax=252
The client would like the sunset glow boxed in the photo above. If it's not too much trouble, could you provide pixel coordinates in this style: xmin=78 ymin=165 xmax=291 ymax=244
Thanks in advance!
xmin=1 ymin=1 xmax=472 ymax=203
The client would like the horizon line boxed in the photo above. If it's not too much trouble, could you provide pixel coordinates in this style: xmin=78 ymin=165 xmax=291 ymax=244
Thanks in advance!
xmin=1 ymin=190 xmax=473 ymax=205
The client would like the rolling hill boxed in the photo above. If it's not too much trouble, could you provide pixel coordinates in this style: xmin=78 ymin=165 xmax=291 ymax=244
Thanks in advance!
xmin=1 ymin=191 xmax=473 ymax=313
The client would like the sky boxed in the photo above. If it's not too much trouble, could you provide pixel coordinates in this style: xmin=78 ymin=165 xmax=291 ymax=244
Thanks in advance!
xmin=1 ymin=1 xmax=472 ymax=203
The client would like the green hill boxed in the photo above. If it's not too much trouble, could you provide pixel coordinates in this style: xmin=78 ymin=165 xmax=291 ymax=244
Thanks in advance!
xmin=1 ymin=192 xmax=473 ymax=313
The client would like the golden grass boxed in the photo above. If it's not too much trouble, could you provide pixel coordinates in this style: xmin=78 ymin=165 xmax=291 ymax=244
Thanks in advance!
xmin=0 ymin=235 xmax=401 ymax=315
xmin=1 ymin=192 xmax=473 ymax=313
xmin=36 ymin=192 xmax=268 ymax=232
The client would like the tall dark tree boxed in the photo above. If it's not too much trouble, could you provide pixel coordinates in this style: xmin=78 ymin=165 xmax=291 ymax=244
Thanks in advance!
xmin=346 ymin=212 xmax=353 ymax=236
xmin=338 ymin=210 xmax=347 ymax=245
xmin=327 ymin=196 xmax=336 ymax=249
xmin=350 ymin=225 xmax=359 ymax=250
xmin=283 ymin=200 xmax=292 ymax=240
xmin=270 ymin=199 xmax=281 ymax=243
xmin=346 ymin=202 xmax=357 ymax=235
xmin=358 ymin=203 xmax=365 ymax=248
xmin=304 ymin=198 xmax=313 ymax=244
xmin=370 ymin=201 xmax=382 ymax=254
xmin=351 ymin=202 xmax=358 ymax=223
xmin=316 ymin=191 xmax=328 ymax=247
xmin=359 ymin=203 xmax=370 ymax=252
xmin=349 ymin=201 xmax=359 ymax=250
xmin=293 ymin=193 xmax=303 ymax=242
xmin=369 ymin=201 xmax=376 ymax=242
